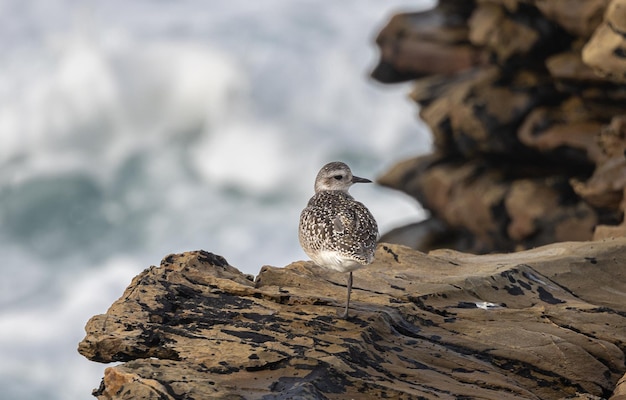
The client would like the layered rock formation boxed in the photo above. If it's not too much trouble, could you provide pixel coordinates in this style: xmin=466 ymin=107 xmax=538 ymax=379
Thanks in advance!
xmin=79 ymin=240 xmax=626 ymax=399
xmin=374 ymin=0 xmax=626 ymax=253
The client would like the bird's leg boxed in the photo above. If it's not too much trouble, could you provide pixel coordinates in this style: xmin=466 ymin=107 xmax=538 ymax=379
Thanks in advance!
xmin=339 ymin=271 xmax=353 ymax=319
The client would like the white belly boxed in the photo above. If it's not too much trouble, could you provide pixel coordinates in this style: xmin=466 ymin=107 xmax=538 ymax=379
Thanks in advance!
xmin=310 ymin=250 xmax=365 ymax=273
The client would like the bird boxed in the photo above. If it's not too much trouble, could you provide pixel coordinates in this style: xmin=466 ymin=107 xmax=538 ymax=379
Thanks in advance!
xmin=299 ymin=161 xmax=378 ymax=319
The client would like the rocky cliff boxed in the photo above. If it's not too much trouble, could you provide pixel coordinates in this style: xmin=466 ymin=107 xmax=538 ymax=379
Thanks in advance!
xmin=79 ymin=240 xmax=626 ymax=399
xmin=374 ymin=0 xmax=626 ymax=253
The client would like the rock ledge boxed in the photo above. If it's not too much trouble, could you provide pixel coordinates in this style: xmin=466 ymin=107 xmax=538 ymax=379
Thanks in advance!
xmin=79 ymin=239 xmax=626 ymax=399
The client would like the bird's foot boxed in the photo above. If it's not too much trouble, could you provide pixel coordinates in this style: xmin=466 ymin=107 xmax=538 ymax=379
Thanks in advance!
xmin=337 ymin=309 xmax=350 ymax=320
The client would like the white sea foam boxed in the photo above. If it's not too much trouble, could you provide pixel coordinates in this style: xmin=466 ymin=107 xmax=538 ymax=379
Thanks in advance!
xmin=0 ymin=257 xmax=136 ymax=399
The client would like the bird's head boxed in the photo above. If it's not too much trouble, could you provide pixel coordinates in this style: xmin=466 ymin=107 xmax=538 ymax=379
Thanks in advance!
xmin=313 ymin=161 xmax=371 ymax=193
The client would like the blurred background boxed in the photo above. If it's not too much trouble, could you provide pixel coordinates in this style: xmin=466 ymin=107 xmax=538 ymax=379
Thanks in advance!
xmin=0 ymin=0 xmax=433 ymax=398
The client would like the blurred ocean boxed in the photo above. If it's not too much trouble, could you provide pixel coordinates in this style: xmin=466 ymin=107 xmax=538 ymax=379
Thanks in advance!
xmin=0 ymin=0 xmax=433 ymax=398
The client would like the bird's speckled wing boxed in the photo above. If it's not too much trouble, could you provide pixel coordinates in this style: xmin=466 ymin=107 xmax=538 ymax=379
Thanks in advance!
xmin=333 ymin=200 xmax=378 ymax=263
xmin=299 ymin=191 xmax=378 ymax=264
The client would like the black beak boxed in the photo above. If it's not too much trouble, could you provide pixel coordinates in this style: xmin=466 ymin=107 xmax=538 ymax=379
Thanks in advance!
xmin=352 ymin=175 xmax=372 ymax=184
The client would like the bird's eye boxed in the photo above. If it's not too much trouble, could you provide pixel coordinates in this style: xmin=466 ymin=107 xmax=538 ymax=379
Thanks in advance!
xmin=333 ymin=175 xmax=343 ymax=180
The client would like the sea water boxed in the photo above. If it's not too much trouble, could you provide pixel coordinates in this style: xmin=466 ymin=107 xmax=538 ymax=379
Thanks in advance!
xmin=0 ymin=0 xmax=433 ymax=398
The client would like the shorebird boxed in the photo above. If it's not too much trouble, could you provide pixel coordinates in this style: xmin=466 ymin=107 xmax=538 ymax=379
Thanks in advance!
xmin=299 ymin=161 xmax=378 ymax=319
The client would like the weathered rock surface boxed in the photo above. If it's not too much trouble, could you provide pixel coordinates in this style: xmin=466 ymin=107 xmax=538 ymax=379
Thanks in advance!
xmin=79 ymin=240 xmax=626 ymax=399
xmin=582 ymin=0 xmax=626 ymax=83
xmin=373 ymin=0 xmax=626 ymax=253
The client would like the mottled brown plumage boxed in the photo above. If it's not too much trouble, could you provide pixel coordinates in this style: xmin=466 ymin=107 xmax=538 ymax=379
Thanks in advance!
xmin=299 ymin=161 xmax=378 ymax=318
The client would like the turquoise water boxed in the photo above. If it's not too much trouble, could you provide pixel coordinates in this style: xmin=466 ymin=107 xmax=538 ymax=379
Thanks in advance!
xmin=0 ymin=0 xmax=432 ymax=398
